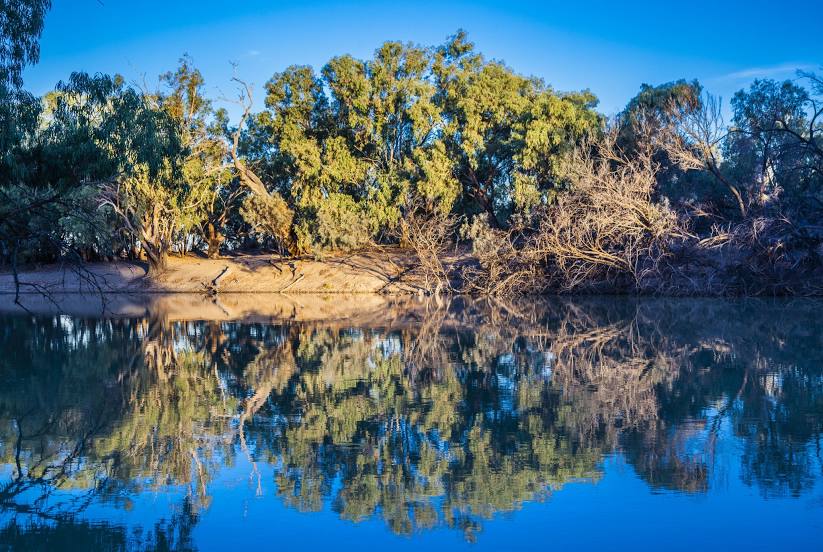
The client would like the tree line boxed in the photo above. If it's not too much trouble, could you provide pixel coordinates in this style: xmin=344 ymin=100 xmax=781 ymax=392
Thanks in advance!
xmin=2 ymin=1 xmax=822 ymax=293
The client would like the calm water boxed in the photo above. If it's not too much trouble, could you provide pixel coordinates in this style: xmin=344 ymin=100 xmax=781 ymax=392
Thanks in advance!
xmin=0 ymin=297 xmax=821 ymax=551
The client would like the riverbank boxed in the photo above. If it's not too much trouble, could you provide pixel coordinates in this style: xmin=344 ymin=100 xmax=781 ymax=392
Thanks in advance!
xmin=4 ymin=244 xmax=822 ymax=300
xmin=0 ymin=247 xmax=434 ymax=296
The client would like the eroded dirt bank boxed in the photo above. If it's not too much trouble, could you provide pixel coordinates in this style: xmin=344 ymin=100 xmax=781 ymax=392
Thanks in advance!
xmin=0 ymin=248 xmax=429 ymax=296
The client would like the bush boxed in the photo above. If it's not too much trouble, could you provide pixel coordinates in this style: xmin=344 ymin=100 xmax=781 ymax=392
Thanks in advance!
xmin=239 ymin=192 xmax=295 ymax=254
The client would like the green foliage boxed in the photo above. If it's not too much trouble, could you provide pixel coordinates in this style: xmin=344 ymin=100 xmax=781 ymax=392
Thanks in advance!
xmin=56 ymin=71 xmax=194 ymax=270
xmin=0 ymin=0 xmax=51 ymax=88
xmin=1 ymin=71 xmax=179 ymax=264
xmin=412 ymin=140 xmax=460 ymax=213
xmin=620 ymin=79 xmax=702 ymax=131
xmin=253 ymin=42 xmax=453 ymax=251
xmin=434 ymin=31 xmax=602 ymax=223
xmin=159 ymin=56 xmax=234 ymax=256
xmin=2 ymin=16 xmax=822 ymax=285
xmin=240 ymin=191 xmax=294 ymax=252
xmin=241 ymin=32 xmax=600 ymax=251
xmin=287 ymin=191 xmax=375 ymax=253
xmin=724 ymin=78 xmax=820 ymax=208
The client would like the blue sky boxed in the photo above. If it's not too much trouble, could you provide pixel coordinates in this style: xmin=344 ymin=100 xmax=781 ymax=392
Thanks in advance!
xmin=22 ymin=0 xmax=823 ymax=116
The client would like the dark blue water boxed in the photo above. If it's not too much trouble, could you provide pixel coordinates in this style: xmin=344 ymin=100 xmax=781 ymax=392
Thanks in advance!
xmin=0 ymin=297 xmax=821 ymax=551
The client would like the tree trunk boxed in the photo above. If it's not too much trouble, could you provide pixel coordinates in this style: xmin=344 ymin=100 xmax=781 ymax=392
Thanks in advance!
xmin=707 ymin=163 xmax=747 ymax=218
xmin=205 ymin=223 xmax=223 ymax=259
xmin=143 ymin=241 xmax=168 ymax=274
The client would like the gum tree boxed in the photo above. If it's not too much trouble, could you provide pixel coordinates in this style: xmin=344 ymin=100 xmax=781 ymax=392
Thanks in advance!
xmin=433 ymin=31 xmax=601 ymax=226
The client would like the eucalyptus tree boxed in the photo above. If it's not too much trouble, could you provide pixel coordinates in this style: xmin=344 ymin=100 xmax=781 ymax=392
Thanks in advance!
xmin=724 ymin=76 xmax=823 ymax=213
xmin=617 ymin=79 xmax=703 ymax=170
xmin=0 ymin=0 xmax=52 ymax=268
xmin=319 ymin=41 xmax=457 ymax=240
xmin=0 ymin=0 xmax=52 ymax=191
xmin=614 ymin=80 xmax=724 ymax=212
xmin=228 ymin=76 xmax=298 ymax=254
xmin=0 ymin=0 xmax=51 ymax=88
xmin=255 ymin=41 xmax=459 ymax=252
xmin=160 ymin=56 xmax=234 ymax=257
xmin=97 ymin=58 xmax=246 ymax=271
xmin=1 ymin=73 xmax=141 ymax=267
xmin=433 ymin=31 xmax=601 ymax=226
xmin=655 ymin=76 xmax=823 ymax=218
xmin=88 ymin=74 xmax=190 ymax=272
xmin=250 ymin=32 xmax=600 ymax=251
xmin=4 ymin=49 xmax=232 ymax=272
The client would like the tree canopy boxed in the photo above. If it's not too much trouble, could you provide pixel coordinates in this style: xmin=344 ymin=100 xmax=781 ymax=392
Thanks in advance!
xmin=1 ymin=5 xmax=822 ymax=295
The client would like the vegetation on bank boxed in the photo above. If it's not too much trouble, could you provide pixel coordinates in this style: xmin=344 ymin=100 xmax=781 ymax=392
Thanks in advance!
xmin=1 ymin=1 xmax=822 ymax=295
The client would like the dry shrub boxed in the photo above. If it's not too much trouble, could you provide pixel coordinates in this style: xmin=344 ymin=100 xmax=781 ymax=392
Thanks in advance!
xmin=677 ymin=215 xmax=823 ymax=295
xmin=459 ymin=218 xmax=543 ymax=296
xmin=532 ymin=131 xmax=685 ymax=291
xmin=398 ymin=198 xmax=458 ymax=294
xmin=440 ymin=112 xmax=821 ymax=297
xmin=460 ymin=128 xmax=687 ymax=295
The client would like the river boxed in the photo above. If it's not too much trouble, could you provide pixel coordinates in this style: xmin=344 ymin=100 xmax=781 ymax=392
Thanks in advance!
xmin=0 ymin=296 xmax=821 ymax=550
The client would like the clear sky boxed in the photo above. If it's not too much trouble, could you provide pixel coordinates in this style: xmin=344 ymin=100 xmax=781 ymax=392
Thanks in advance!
xmin=22 ymin=0 xmax=823 ymax=116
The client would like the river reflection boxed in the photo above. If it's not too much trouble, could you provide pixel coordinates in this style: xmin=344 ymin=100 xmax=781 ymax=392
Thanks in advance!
xmin=0 ymin=297 xmax=821 ymax=550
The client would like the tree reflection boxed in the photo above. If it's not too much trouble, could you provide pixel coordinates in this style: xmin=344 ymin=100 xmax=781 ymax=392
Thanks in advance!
xmin=0 ymin=297 xmax=821 ymax=544
xmin=0 ymin=496 xmax=198 ymax=551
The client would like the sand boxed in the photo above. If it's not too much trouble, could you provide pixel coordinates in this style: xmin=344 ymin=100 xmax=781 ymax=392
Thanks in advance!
xmin=0 ymin=247 xmax=427 ymax=296
xmin=0 ymin=248 xmax=449 ymax=322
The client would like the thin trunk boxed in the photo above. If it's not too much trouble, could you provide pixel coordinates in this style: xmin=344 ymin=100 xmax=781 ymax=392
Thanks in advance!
xmin=708 ymin=162 xmax=747 ymax=218
xmin=11 ymin=240 xmax=22 ymax=307
xmin=465 ymin=168 xmax=503 ymax=228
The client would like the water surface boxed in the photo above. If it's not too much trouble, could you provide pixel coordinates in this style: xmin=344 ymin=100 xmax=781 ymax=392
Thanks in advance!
xmin=0 ymin=297 xmax=821 ymax=550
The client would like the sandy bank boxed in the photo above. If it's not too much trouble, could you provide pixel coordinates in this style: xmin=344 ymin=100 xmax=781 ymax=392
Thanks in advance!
xmin=0 ymin=248 xmax=427 ymax=296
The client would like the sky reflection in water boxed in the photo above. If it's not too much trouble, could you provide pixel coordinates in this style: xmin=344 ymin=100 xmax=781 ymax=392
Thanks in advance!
xmin=0 ymin=297 xmax=821 ymax=550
